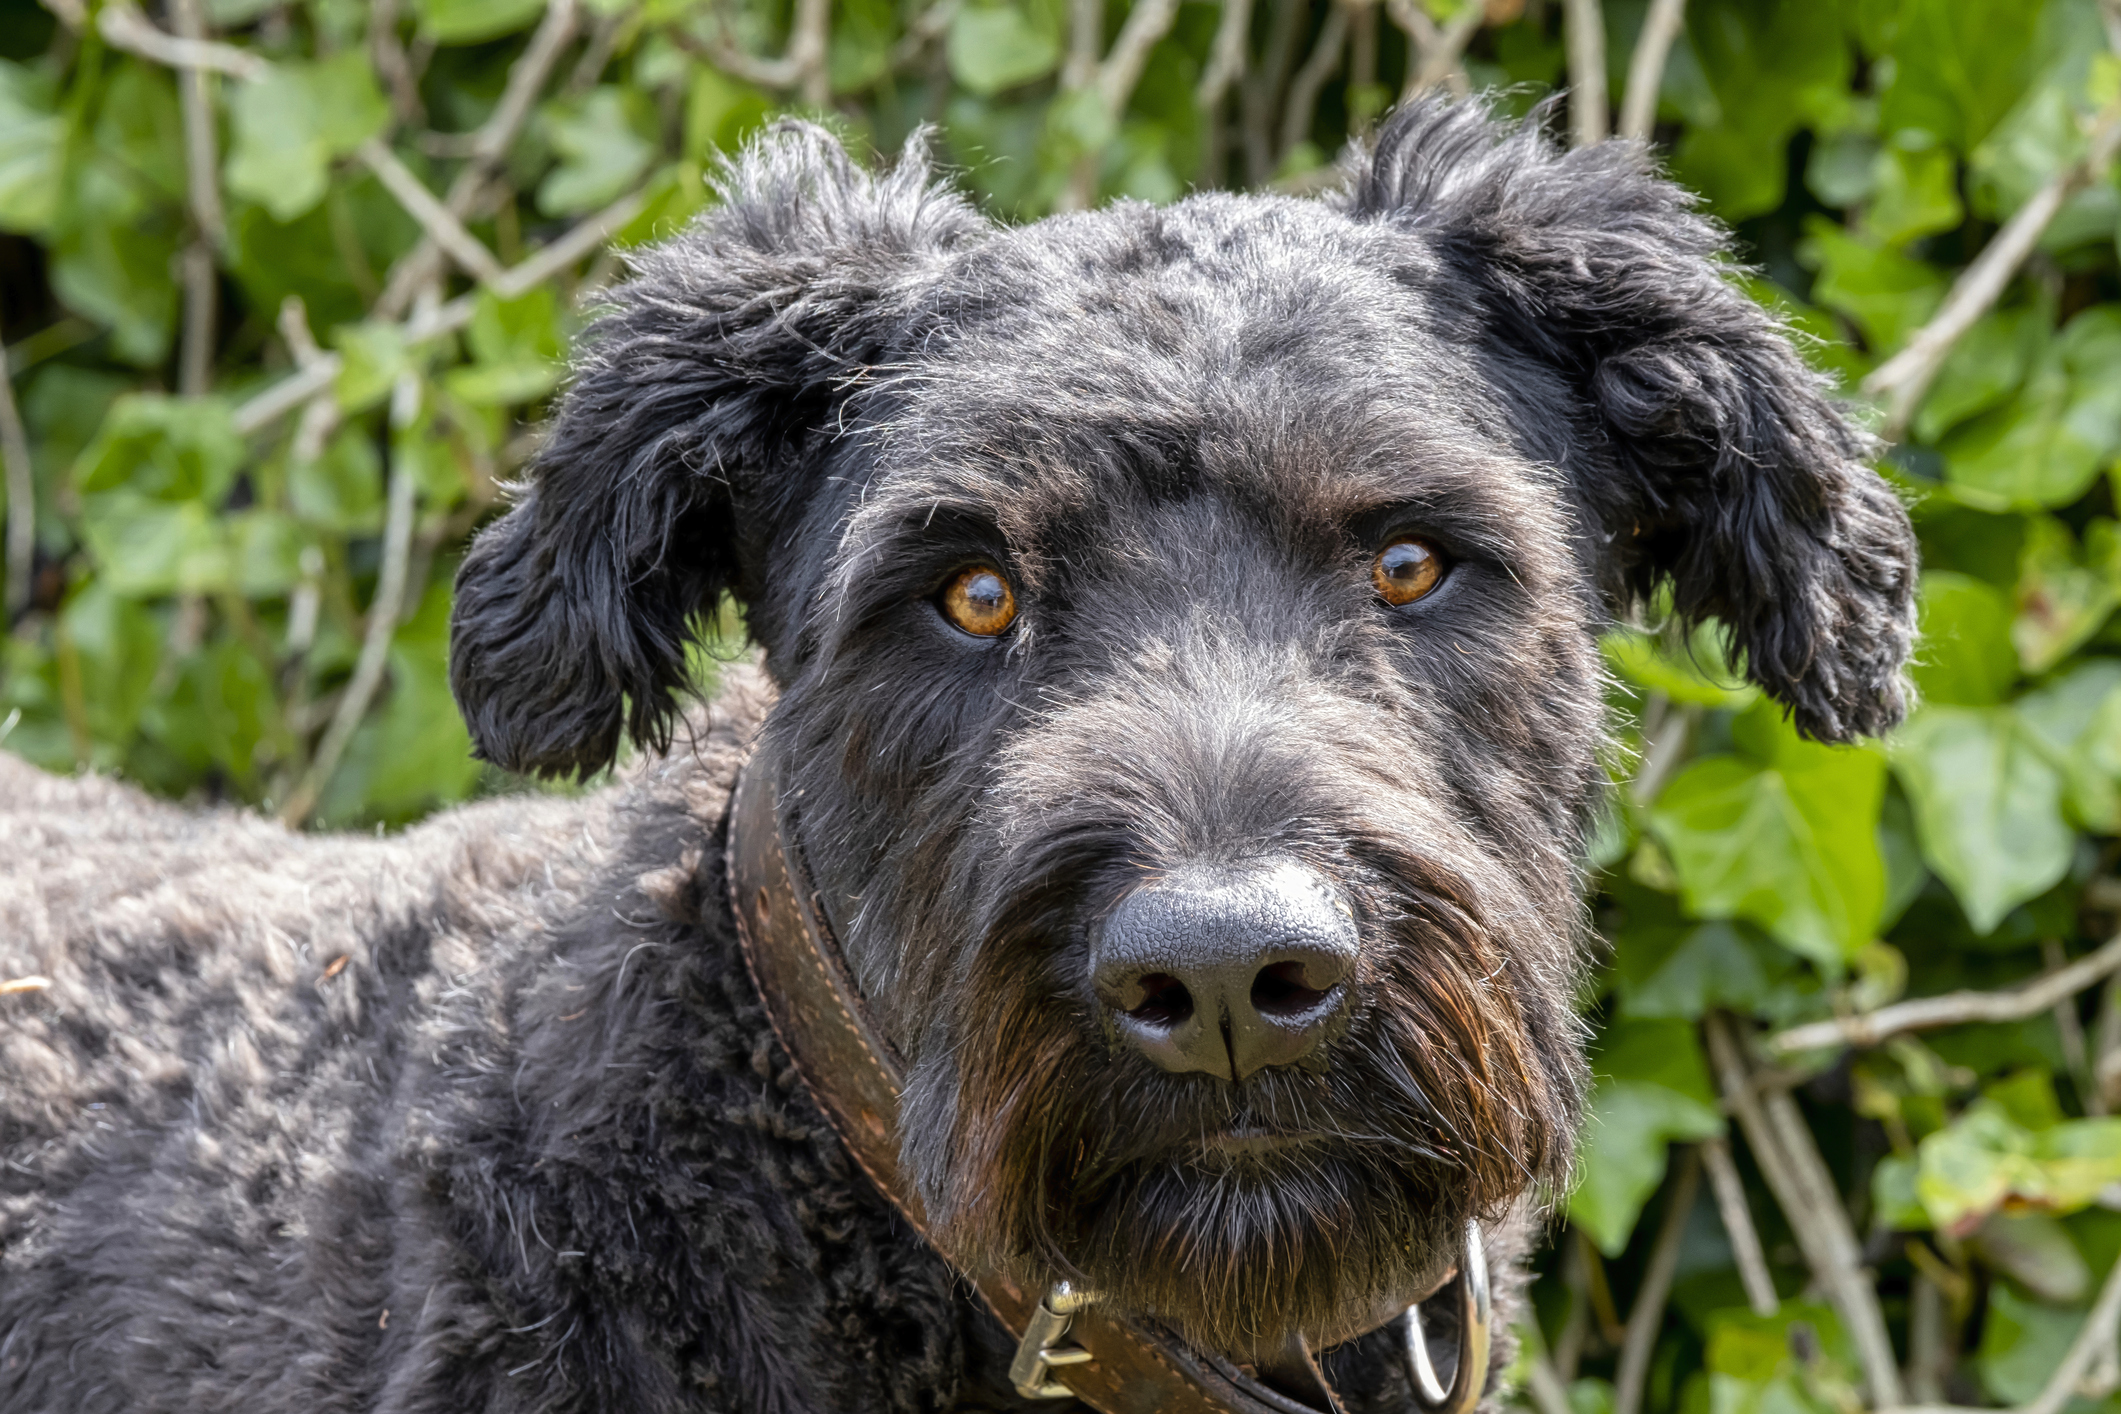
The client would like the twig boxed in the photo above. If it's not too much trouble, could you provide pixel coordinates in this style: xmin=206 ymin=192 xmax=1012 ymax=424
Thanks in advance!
xmin=358 ymin=139 xmax=508 ymax=284
xmin=96 ymin=2 xmax=268 ymax=79
xmin=1242 ymin=0 xmax=1307 ymax=184
xmin=1278 ymin=1 xmax=1348 ymax=162
xmin=1196 ymin=0 xmax=1254 ymax=112
xmin=1062 ymin=0 xmax=1103 ymax=90
xmin=1864 ymin=95 xmax=2121 ymax=440
xmin=232 ymin=187 xmax=647 ymax=437
xmin=280 ymin=376 xmax=421 ymax=828
xmin=1908 ymin=1271 xmax=1948 ymax=1405
xmin=1518 ymin=1321 xmax=1577 ymax=1414
xmin=1630 ymin=694 xmax=1694 ymax=806
xmin=2048 ymin=938 xmax=2096 ymax=1103
xmin=1056 ymin=0 xmax=1183 ymax=209
xmin=1563 ymin=0 xmax=1607 ymax=146
xmin=683 ymin=0 xmax=830 ymax=104
xmin=0 ymin=336 xmax=33 ymax=622
xmin=171 ymin=0 xmax=222 ymax=398
xmin=1616 ymin=1147 xmax=1701 ymax=1414
xmin=1706 ymin=1013 xmax=1904 ymax=1409
xmin=1902 ymin=1252 xmax=2121 ymax=1414
xmin=888 ymin=0 xmax=962 ymax=68
xmin=376 ymin=0 xmax=580 ymax=318
xmin=1380 ymin=0 xmax=1479 ymax=99
xmin=1616 ymin=0 xmax=1682 ymax=141
xmin=369 ymin=0 xmax=424 ymax=122
xmin=1701 ymin=1136 xmax=1778 ymax=1318
xmin=1766 ymin=931 xmax=2121 ymax=1056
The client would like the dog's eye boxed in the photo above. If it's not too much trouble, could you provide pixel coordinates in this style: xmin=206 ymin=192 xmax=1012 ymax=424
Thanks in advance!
xmin=1373 ymin=538 xmax=1443 ymax=606
xmin=940 ymin=565 xmax=1018 ymax=637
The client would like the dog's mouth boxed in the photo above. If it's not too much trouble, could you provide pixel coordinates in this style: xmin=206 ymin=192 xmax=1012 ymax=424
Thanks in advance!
xmin=1192 ymin=1125 xmax=1321 ymax=1158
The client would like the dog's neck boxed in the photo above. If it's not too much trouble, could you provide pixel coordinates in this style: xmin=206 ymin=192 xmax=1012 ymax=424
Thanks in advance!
xmin=725 ymin=745 xmax=1491 ymax=1414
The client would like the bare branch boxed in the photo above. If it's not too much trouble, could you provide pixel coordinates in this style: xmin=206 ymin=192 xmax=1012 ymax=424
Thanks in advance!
xmin=1701 ymin=1136 xmax=1778 ymax=1318
xmin=1629 ymin=694 xmax=1695 ymax=806
xmin=1563 ymin=0 xmax=1606 ymax=146
xmin=171 ymin=0 xmax=222 ymax=398
xmin=369 ymin=0 xmax=425 ymax=122
xmin=1518 ymin=1320 xmax=1577 ymax=1414
xmin=1705 ymin=1012 xmax=1905 ymax=1410
xmin=1616 ymin=0 xmax=1682 ymax=141
xmin=280 ymin=376 xmax=421 ymax=829
xmin=1616 ymin=1147 xmax=1701 ymax=1414
xmin=96 ymin=2 xmax=268 ymax=79
xmin=1196 ymin=0 xmax=1255 ymax=112
xmin=376 ymin=0 xmax=581 ymax=318
xmin=1767 ymin=931 xmax=2121 ymax=1056
xmin=1864 ymin=95 xmax=2121 ymax=440
xmin=1063 ymin=0 xmax=1103 ymax=90
xmin=1096 ymin=0 xmax=1183 ymax=116
xmin=359 ymin=138 xmax=508 ymax=284
xmin=0 ymin=337 xmax=33 ymax=622
xmin=1278 ymin=1 xmax=1349 ymax=162
xmin=233 ymin=187 xmax=647 ymax=436
xmin=1380 ymin=0 xmax=1478 ymax=98
xmin=889 ymin=0 xmax=963 ymax=69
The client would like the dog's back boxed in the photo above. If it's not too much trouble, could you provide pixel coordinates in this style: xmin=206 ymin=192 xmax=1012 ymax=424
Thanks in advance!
xmin=0 ymin=755 xmax=608 ymax=1408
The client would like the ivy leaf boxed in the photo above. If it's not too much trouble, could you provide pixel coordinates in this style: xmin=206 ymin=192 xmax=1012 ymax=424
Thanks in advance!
xmin=1865 ymin=133 xmax=1963 ymax=248
xmin=1877 ymin=0 xmax=2043 ymax=155
xmin=226 ymin=55 xmax=390 ymax=222
xmin=1917 ymin=1099 xmax=2121 ymax=1236
xmin=73 ymin=394 xmax=244 ymax=503
xmin=1602 ymin=624 xmax=1757 ymax=709
xmin=78 ymin=495 xmax=232 ymax=597
xmin=1649 ymin=704 xmax=1887 ymax=967
xmin=2017 ymin=658 xmax=2121 ymax=832
xmin=2013 ymin=516 xmax=2121 ymax=673
xmin=446 ymin=286 xmax=565 ymax=405
xmin=1893 ymin=707 xmax=2073 ymax=934
xmin=288 ymin=426 xmax=385 ymax=534
xmin=1914 ymin=304 xmax=2046 ymax=445
xmin=1942 ymin=306 xmax=2121 ymax=512
xmin=0 ymin=60 xmax=65 ymax=234
xmin=1798 ymin=217 xmax=1948 ymax=357
xmin=1569 ymin=1018 xmax=1725 ymax=1254
xmin=1910 ymin=571 xmax=2019 ymax=706
xmin=538 ymin=88 xmax=657 ymax=217
xmin=948 ymin=0 xmax=1061 ymax=97
xmin=416 ymin=0 xmax=547 ymax=45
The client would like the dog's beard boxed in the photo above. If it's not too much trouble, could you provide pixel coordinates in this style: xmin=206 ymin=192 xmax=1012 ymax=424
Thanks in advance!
xmin=917 ymin=856 xmax=1574 ymax=1360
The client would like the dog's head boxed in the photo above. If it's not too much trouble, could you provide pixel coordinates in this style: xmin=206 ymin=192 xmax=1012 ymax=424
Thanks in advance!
xmin=450 ymin=101 xmax=1916 ymax=1357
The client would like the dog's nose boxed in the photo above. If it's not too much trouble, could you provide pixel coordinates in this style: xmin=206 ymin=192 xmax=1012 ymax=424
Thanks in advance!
xmin=1093 ymin=861 xmax=1358 ymax=1081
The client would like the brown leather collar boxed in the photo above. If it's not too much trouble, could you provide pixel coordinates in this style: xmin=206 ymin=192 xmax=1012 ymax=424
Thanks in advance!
xmin=725 ymin=753 xmax=1490 ymax=1414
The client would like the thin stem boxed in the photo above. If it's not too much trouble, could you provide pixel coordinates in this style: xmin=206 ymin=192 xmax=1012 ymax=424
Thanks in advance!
xmin=1864 ymin=94 xmax=2121 ymax=439
xmin=1901 ymin=1252 xmax=2121 ymax=1414
xmin=279 ymin=375 xmax=421 ymax=828
xmin=1616 ymin=1147 xmax=1702 ymax=1414
xmin=1564 ymin=0 xmax=1607 ymax=146
xmin=1701 ymin=1135 xmax=1778 ymax=1318
xmin=171 ymin=0 xmax=222 ymax=397
xmin=1278 ymin=1 xmax=1348 ymax=163
xmin=0 ymin=338 xmax=33 ymax=623
xmin=94 ymin=2 xmax=267 ymax=78
xmin=1616 ymin=0 xmax=1683 ymax=141
xmin=359 ymin=138 xmax=508 ymax=283
xmin=1766 ymin=931 xmax=2121 ymax=1056
xmin=1197 ymin=0 xmax=1253 ymax=111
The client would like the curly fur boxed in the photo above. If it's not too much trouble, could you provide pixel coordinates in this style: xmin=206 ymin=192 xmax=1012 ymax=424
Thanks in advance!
xmin=5 ymin=95 xmax=1915 ymax=1413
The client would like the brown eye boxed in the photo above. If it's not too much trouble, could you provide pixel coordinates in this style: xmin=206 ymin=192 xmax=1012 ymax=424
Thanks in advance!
xmin=1373 ymin=538 xmax=1442 ymax=606
xmin=941 ymin=565 xmax=1018 ymax=637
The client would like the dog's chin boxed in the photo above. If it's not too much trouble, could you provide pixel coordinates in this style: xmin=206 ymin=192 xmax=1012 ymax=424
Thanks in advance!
xmin=1060 ymin=1140 xmax=1464 ymax=1361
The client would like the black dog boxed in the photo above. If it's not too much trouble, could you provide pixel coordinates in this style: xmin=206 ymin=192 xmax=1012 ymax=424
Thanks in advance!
xmin=1 ymin=97 xmax=1915 ymax=1413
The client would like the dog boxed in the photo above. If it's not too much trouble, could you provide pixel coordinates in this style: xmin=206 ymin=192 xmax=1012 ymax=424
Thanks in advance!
xmin=1 ymin=96 xmax=1916 ymax=1414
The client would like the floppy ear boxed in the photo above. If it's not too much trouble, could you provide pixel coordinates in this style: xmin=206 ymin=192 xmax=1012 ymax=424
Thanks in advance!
xmin=1348 ymin=98 xmax=1918 ymax=743
xmin=449 ymin=123 xmax=986 ymax=779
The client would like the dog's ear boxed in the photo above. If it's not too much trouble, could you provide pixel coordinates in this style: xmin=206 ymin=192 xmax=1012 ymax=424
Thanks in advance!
xmin=1348 ymin=99 xmax=1918 ymax=743
xmin=450 ymin=123 xmax=985 ymax=779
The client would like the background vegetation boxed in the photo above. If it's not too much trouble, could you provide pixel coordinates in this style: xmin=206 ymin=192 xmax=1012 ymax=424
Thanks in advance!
xmin=8 ymin=0 xmax=2121 ymax=1412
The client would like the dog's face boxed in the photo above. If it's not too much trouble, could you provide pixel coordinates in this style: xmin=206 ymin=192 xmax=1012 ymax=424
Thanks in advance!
xmin=449 ymin=102 xmax=1917 ymax=1357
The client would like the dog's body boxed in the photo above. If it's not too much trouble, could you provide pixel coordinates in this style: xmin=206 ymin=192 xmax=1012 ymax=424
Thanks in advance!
xmin=4 ymin=99 xmax=1917 ymax=1413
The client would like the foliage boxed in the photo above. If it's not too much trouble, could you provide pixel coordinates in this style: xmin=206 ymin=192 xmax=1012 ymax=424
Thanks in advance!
xmin=11 ymin=0 xmax=2121 ymax=1411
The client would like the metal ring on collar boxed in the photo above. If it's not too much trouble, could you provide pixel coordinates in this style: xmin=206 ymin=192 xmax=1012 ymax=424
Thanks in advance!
xmin=1405 ymin=1220 xmax=1491 ymax=1414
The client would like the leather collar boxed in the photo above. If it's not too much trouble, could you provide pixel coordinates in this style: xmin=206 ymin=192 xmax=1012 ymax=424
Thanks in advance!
xmin=725 ymin=751 xmax=1490 ymax=1414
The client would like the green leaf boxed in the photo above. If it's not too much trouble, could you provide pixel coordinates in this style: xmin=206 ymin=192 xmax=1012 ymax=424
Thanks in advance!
xmin=538 ymin=88 xmax=657 ymax=217
xmin=289 ymin=426 xmax=385 ymax=533
xmin=0 ymin=59 xmax=64 ymax=233
xmin=48 ymin=157 xmax=180 ymax=366
xmin=1909 ymin=571 xmax=2019 ymax=706
xmin=1873 ymin=1152 xmax=1928 ymax=1230
xmin=1914 ymin=304 xmax=2045 ymax=445
xmin=1569 ymin=1019 xmax=1725 ymax=1253
xmin=416 ymin=0 xmax=547 ymax=45
xmin=1878 ymin=0 xmax=2044 ymax=155
xmin=59 ymin=580 xmax=163 ymax=748
xmin=2017 ymin=657 xmax=2121 ymax=832
xmin=1603 ymin=624 xmax=1757 ymax=709
xmin=333 ymin=320 xmax=415 ymax=414
xmin=78 ymin=494 xmax=232 ymax=596
xmin=1942 ymin=305 xmax=2121 ymax=512
xmin=227 ymin=509 xmax=311 ymax=598
xmin=226 ymin=55 xmax=390 ymax=222
xmin=1865 ymin=133 xmax=1963 ymax=248
xmin=1650 ymin=704 xmax=1888 ymax=967
xmin=73 ymin=394 xmax=244 ymax=503
xmin=1612 ymin=920 xmax=1809 ymax=1022
xmin=683 ymin=68 xmax=772 ymax=162
xmin=1798 ymin=218 xmax=1948 ymax=357
xmin=1979 ymin=1283 xmax=2095 ymax=1405
xmin=1967 ymin=1210 xmax=2090 ymax=1304
xmin=1668 ymin=0 xmax=1851 ymax=222
xmin=2013 ymin=516 xmax=2121 ymax=673
xmin=1893 ymin=706 xmax=2073 ymax=934
xmin=948 ymin=0 xmax=1062 ymax=97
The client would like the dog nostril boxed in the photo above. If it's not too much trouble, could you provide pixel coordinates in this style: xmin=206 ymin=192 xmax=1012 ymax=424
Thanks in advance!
xmin=1127 ymin=973 xmax=1194 ymax=1027
xmin=1250 ymin=960 xmax=1335 ymax=1018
